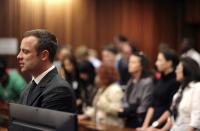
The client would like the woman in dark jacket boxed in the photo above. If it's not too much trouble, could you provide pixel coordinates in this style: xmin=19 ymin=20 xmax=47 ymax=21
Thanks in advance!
xmin=61 ymin=54 xmax=82 ymax=113
xmin=138 ymin=47 xmax=180 ymax=130
xmin=78 ymin=60 xmax=96 ymax=111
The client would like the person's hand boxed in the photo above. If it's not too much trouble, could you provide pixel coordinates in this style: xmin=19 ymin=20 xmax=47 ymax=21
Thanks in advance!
xmin=78 ymin=114 xmax=89 ymax=121
xmin=146 ymin=127 xmax=159 ymax=131
xmin=76 ymin=99 xmax=82 ymax=106
xmin=118 ymin=108 xmax=124 ymax=112
xmin=136 ymin=127 xmax=147 ymax=131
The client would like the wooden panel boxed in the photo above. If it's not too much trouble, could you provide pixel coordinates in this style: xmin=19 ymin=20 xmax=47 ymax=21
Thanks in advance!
xmin=95 ymin=0 xmax=179 ymax=62
xmin=197 ymin=29 xmax=200 ymax=51
xmin=186 ymin=0 xmax=200 ymax=23
xmin=0 ymin=0 xmax=8 ymax=36
xmin=0 ymin=0 xmax=182 ymax=69
xmin=153 ymin=0 xmax=178 ymax=49
xmin=142 ymin=1 xmax=156 ymax=61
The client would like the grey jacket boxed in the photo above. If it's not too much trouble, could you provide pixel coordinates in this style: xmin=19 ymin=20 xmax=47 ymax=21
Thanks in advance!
xmin=123 ymin=76 xmax=154 ymax=114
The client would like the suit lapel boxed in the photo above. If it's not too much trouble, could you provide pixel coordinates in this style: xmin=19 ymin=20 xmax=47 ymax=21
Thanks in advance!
xmin=27 ymin=68 xmax=58 ymax=106
xmin=27 ymin=84 xmax=44 ymax=105
xmin=20 ymin=82 xmax=32 ymax=105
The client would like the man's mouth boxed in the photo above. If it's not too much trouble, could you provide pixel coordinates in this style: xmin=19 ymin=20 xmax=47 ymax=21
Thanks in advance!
xmin=19 ymin=62 xmax=24 ymax=68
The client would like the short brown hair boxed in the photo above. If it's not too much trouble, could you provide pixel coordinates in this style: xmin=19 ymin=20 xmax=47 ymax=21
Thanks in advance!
xmin=23 ymin=29 xmax=57 ymax=63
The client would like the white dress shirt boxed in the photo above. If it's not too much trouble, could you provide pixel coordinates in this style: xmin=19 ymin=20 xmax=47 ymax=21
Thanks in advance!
xmin=32 ymin=65 xmax=55 ymax=84
xmin=171 ymin=82 xmax=200 ymax=131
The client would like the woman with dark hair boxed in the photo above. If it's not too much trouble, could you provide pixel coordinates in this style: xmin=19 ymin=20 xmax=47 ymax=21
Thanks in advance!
xmin=60 ymin=54 xmax=82 ymax=112
xmin=137 ymin=47 xmax=180 ymax=130
xmin=79 ymin=64 xmax=124 ymax=127
xmin=117 ymin=42 xmax=138 ymax=86
xmin=118 ymin=51 xmax=154 ymax=128
xmin=170 ymin=57 xmax=200 ymax=131
xmin=145 ymin=57 xmax=200 ymax=131
xmin=78 ymin=60 xmax=96 ymax=86
xmin=78 ymin=60 xmax=97 ymax=111
xmin=61 ymin=54 xmax=80 ymax=83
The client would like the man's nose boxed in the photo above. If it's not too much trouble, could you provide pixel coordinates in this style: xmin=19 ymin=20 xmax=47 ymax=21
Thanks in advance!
xmin=17 ymin=51 xmax=22 ymax=59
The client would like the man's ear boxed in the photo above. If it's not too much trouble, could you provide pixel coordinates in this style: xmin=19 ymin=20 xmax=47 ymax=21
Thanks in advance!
xmin=40 ymin=50 xmax=49 ymax=61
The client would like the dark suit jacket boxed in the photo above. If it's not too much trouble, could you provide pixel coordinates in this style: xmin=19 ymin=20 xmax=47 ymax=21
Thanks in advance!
xmin=8 ymin=68 xmax=77 ymax=131
xmin=18 ymin=67 xmax=77 ymax=113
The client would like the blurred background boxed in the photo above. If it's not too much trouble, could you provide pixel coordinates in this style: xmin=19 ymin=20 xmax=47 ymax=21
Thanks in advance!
xmin=0 ymin=0 xmax=199 ymax=81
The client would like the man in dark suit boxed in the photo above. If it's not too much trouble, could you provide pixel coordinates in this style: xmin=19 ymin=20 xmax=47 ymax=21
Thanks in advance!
xmin=17 ymin=29 xmax=76 ymax=113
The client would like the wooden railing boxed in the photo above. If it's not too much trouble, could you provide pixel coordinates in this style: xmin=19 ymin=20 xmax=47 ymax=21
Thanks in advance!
xmin=79 ymin=119 xmax=134 ymax=131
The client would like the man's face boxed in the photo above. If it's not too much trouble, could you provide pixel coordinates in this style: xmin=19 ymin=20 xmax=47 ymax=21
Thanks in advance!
xmin=17 ymin=36 xmax=41 ymax=73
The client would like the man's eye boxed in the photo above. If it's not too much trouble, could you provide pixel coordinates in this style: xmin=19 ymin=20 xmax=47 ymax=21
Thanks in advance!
xmin=22 ymin=49 xmax=29 ymax=54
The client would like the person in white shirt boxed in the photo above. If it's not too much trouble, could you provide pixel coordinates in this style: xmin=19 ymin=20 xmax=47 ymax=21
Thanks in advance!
xmin=180 ymin=38 xmax=200 ymax=66
xmin=170 ymin=57 xmax=200 ymax=131
xmin=141 ymin=57 xmax=200 ymax=131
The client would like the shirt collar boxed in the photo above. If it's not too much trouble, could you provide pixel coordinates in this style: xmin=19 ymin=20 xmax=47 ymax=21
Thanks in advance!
xmin=32 ymin=65 xmax=55 ymax=84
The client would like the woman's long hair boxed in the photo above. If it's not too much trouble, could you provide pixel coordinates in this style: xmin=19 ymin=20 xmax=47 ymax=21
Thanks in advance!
xmin=61 ymin=54 xmax=80 ymax=83
xmin=159 ymin=46 xmax=179 ymax=71
xmin=131 ymin=51 xmax=152 ymax=79
xmin=180 ymin=57 xmax=200 ymax=89
xmin=170 ymin=57 xmax=200 ymax=119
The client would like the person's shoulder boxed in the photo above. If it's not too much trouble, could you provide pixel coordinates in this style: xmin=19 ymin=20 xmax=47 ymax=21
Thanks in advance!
xmin=190 ymin=81 xmax=200 ymax=89
xmin=8 ymin=69 xmax=21 ymax=77
xmin=8 ymin=69 xmax=25 ymax=82
xmin=108 ymin=83 xmax=122 ymax=90
xmin=188 ymin=49 xmax=200 ymax=55
xmin=48 ymin=74 xmax=72 ymax=90
xmin=43 ymin=78 xmax=74 ymax=97
xmin=105 ymin=83 xmax=123 ymax=95
xmin=141 ymin=76 xmax=153 ymax=85
xmin=188 ymin=82 xmax=200 ymax=98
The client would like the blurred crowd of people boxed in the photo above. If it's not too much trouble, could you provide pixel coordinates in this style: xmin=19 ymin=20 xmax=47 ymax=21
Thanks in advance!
xmin=1 ymin=34 xmax=200 ymax=130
